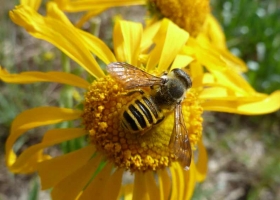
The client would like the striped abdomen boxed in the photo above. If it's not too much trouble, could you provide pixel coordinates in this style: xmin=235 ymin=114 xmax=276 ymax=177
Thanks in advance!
xmin=121 ymin=95 xmax=164 ymax=134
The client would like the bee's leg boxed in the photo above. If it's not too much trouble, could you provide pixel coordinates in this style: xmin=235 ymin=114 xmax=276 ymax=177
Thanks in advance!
xmin=120 ymin=89 xmax=144 ymax=96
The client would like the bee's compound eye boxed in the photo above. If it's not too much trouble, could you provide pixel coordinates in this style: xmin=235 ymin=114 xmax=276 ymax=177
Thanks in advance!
xmin=172 ymin=69 xmax=192 ymax=89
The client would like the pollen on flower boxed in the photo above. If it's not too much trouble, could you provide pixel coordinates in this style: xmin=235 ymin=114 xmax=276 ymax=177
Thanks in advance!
xmin=82 ymin=75 xmax=203 ymax=172
xmin=148 ymin=0 xmax=210 ymax=36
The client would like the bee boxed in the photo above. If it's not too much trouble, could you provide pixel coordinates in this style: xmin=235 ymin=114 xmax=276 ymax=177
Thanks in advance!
xmin=107 ymin=62 xmax=192 ymax=170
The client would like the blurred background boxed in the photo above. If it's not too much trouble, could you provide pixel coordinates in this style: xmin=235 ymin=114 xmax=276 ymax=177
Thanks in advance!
xmin=0 ymin=0 xmax=280 ymax=199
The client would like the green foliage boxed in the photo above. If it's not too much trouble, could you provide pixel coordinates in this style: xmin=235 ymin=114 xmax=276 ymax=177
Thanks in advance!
xmin=28 ymin=178 xmax=39 ymax=200
xmin=212 ymin=0 xmax=280 ymax=93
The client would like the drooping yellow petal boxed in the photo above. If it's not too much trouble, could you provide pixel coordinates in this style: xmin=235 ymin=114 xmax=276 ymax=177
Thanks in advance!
xmin=6 ymin=107 xmax=82 ymax=171
xmin=20 ymin=0 xmax=41 ymax=10
xmin=184 ymin=161 xmax=197 ymax=200
xmin=158 ymin=169 xmax=171 ymax=200
xmin=46 ymin=2 xmax=116 ymax=65
xmin=195 ymin=139 xmax=208 ymax=182
xmin=38 ymin=145 xmax=96 ymax=189
xmin=78 ymin=162 xmax=113 ymax=200
xmin=113 ymin=20 xmax=143 ymax=65
xmin=119 ymin=184 xmax=133 ymax=200
xmin=51 ymin=154 xmax=103 ymax=200
xmin=184 ymin=38 xmax=227 ymax=71
xmin=186 ymin=38 xmax=256 ymax=95
xmin=210 ymin=68 xmax=256 ymax=95
xmin=201 ymin=14 xmax=247 ymax=72
xmin=170 ymin=163 xmax=185 ymax=200
xmin=9 ymin=4 xmax=104 ymax=78
xmin=146 ymin=19 xmax=189 ymax=72
xmin=196 ymin=33 xmax=247 ymax=72
xmin=75 ymin=9 xmax=107 ymax=28
xmin=53 ymin=0 xmax=145 ymax=12
xmin=169 ymin=164 xmax=178 ymax=200
xmin=203 ymin=14 xmax=226 ymax=50
xmin=199 ymin=87 xmax=267 ymax=102
xmin=78 ymin=30 xmax=117 ymax=64
xmin=133 ymin=172 xmax=149 ymax=200
xmin=9 ymin=128 xmax=87 ymax=173
xmin=199 ymin=87 xmax=231 ymax=99
xmin=100 ymin=168 xmax=124 ymax=199
xmin=145 ymin=171 xmax=160 ymax=200
xmin=201 ymin=90 xmax=280 ymax=114
xmin=0 ymin=68 xmax=90 ymax=88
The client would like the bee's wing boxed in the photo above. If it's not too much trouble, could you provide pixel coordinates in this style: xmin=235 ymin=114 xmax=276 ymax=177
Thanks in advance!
xmin=107 ymin=62 xmax=164 ymax=89
xmin=169 ymin=103 xmax=192 ymax=170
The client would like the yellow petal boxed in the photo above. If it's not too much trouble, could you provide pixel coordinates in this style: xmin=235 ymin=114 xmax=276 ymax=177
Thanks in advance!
xmin=6 ymin=107 xmax=82 ymax=171
xmin=100 ymin=168 xmax=124 ymax=199
xmin=189 ymin=61 xmax=204 ymax=84
xmin=54 ymin=0 xmax=145 ymax=12
xmin=158 ymin=169 xmax=171 ymax=200
xmin=237 ymin=90 xmax=280 ymax=114
xmin=195 ymin=139 xmax=208 ymax=182
xmin=141 ymin=21 xmax=161 ymax=52
xmin=0 ymin=68 xmax=90 ymax=88
xmin=169 ymin=164 xmax=179 ymax=200
xmin=78 ymin=30 xmax=117 ymax=64
xmin=203 ymin=14 xmax=226 ymax=49
xmin=170 ymin=55 xmax=194 ymax=70
xmin=113 ymin=20 xmax=143 ymax=65
xmin=38 ymin=145 xmax=96 ymax=189
xmin=75 ymin=9 xmax=107 ymax=28
xmin=46 ymin=2 xmax=116 ymax=65
xmin=219 ymin=48 xmax=248 ymax=73
xmin=9 ymin=128 xmax=87 ymax=173
xmin=20 ymin=0 xmax=42 ymax=10
xmin=145 ymin=171 xmax=160 ymax=200
xmin=199 ymin=87 xmax=267 ymax=102
xmin=202 ymin=14 xmax=247 ymax=72
xmin=210 ymin=68 xmax=256 ymax=95
xmin=199 ymin=87 xmax=233 ymax=99
xmin=201 ymin=90 xmax=280 ymax=114
xmin=78 ymin=162 xmax=113 ymax=200
xmin=51 ymin=154 xmax=103 ymax=200
xmin=170 ymin=163 xmax=186 ymax=200
xmin=10 ymin=4 xmax=104 ymax=78
xmin=146 ymin=19 xmax=189 ymax=72
xmin=119 ymin=184 xmax=133 ymax=200
xmin=187 ymin=38 xmax=255 ymax=94
xmin=184 ymin=161 xmax=197 ymax=200
xmin=133 ymin=172 xmax=149 ymax=200
xmin=199 ymin=15 xmax=247 ymax=73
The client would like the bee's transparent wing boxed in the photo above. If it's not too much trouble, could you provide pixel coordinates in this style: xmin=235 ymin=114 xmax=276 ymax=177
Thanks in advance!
xmin=106 ymin=62 xmax=164 ymax=89
xmin=169 ymin=103 xmax=192 ymax=170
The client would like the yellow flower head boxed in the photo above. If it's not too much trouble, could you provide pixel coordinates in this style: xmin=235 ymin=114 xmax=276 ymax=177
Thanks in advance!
xmin=148 ymin=0 xmax=210 ymax=36
xmin=2 ymin=1 xmax=280 ymax=200
xmin=82 ymin=74 xmax=203 ymax=171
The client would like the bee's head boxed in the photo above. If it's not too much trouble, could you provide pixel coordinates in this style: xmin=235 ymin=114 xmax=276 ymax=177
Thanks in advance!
xmin=171 ymin=68 xmax=192 ymax=89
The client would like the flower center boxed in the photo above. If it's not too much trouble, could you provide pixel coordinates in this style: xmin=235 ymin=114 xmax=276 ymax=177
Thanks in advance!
xmin=148 ymin=0 xmax=210 ymax=36
xmin=82 ymin=75 xmax=203 ymax=172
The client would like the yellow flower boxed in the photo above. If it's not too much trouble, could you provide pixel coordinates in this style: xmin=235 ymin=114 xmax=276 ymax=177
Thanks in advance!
xmin=51 ymin=0 xmax=248 ymax=72
xmin=20 ymin=0 xmax=42 ymax=10
xmin=1 ymin=2 xmax=280 ymax=200
xmin=2 ymin=3 xmax=208 ymax=199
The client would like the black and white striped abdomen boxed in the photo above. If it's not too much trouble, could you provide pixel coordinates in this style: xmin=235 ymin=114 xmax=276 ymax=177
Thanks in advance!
xmin=121 ymin=95 xmax=164 ymax=134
